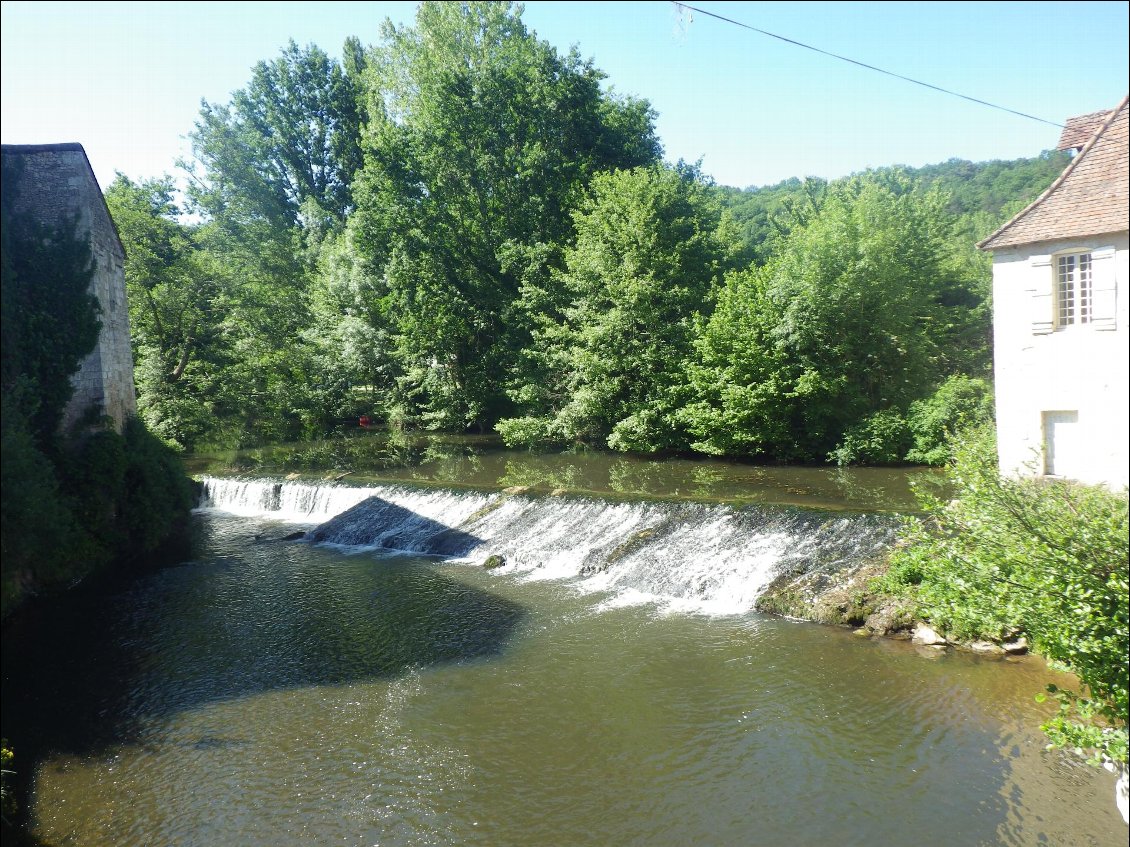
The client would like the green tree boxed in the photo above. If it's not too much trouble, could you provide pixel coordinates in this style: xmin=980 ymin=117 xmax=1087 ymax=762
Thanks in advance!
xmin=186 ymin=39 xmax=364 ymax=232
xmin=500 ymin=163 xmax=728 ymax=451
xmin=176 ymin=39 xmax=370 ymax=446
xmin=350 ymin=0 xmax=660 ymax=430
xmin=682 ymin=174 xmax=987 ymax=461
xmin=104 ymin=175 xmax=222 ymax=447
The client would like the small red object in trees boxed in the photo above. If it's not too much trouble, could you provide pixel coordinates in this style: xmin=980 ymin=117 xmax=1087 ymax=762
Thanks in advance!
xmin=359 ymin=415 xmax=371 ymax=428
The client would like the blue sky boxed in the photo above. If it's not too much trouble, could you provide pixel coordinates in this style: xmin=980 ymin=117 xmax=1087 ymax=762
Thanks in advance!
xmin=2 ymin=1 xmax=1127 ymax=190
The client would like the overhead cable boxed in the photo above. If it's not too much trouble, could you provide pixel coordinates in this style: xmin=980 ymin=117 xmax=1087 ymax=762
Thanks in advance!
xmin=672 ymin=2 xmax=1066 ymax=129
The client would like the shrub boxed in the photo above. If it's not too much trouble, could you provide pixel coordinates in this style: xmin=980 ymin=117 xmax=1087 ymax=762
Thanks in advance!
xmin=496 ymin=415 xmax=558 ymax=448
xmin=1 ymin=412 xmax=194 ymax=618
xmin=828 ymin=408 xmax=912 ymax=466
xmin=0 ymin=407 xmax=98 ymax=617
xmin=904 ymin=375 xmax=993 ymax=465
xmin=882 ymin=425 xmax=1128 ymax=765
xmin=119 ymin=416 xmax=195 ymax=556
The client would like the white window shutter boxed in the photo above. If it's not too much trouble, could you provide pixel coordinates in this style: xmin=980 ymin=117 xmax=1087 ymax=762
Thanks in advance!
xmin=1090 ymin=246 xmax=1117 ymax=330
xmin=1028 ymin=255 xmax=1054 ymax=334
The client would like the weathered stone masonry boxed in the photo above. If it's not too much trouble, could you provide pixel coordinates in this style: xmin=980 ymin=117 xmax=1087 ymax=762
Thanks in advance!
xmin=2 ymin=143 xmax=137 ymax=432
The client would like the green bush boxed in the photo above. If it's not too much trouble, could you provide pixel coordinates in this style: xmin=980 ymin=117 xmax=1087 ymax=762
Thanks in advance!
xmin=1 ymin=410 xmax=194 ymax=618
xmin=904 ymin=375 xmax=993 ymax=465
xmin=0 ymin=406 xmax=100 ymax=617
xmin=882 ymin=425 xmax=1128 ymax=765
xmin=828 ymin=409 xmax=912 ymax=466
xmin=496 ymin=415 xmax=558 ymax=448
xmin=120 ymin=416 xmax=195 ymax=556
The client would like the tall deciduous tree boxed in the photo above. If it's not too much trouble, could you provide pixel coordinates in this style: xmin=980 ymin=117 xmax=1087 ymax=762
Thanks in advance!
xmin=350 ymin=0 xmax=660 ymax=430
xmin=175 ymin=39 xmax=369 ymax=446
xmin=104 ymin=175 xmax=225 ymax=447
xmin=682 ymin=173 xmax=987 ymax=461
xmin=186 ymin=39 xmax=364 ymax=232
xmin=500 ymin=163 xmax=730 ymax=451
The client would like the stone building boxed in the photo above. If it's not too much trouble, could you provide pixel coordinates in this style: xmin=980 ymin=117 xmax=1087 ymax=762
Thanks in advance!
xmin=1 ymin=142 xmax=137 ymax=432
xmin=978 ymin=96 xmax=1129 ymax=488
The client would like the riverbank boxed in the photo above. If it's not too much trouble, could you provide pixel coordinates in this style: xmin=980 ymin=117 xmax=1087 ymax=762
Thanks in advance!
xmin=755 ymin=554 xmax=910 ymax=632
xmin=754 ymin=550 xmax=1032 ymax=656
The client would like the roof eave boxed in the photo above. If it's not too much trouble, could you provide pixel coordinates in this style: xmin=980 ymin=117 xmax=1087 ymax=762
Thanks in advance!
xmin=978 ymin=93 xmax=1130 ymax=252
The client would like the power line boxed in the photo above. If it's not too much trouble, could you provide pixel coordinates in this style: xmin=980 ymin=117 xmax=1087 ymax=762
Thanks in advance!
xmin=672 ymin=2 xmax=1065 ymax=129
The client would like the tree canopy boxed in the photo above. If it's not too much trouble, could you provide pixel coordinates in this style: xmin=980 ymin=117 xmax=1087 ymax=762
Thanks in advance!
xmin=105 ymin=1 xmax=1067 ymax=462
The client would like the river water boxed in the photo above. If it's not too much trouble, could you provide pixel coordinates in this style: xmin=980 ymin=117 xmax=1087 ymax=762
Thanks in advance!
xmin=3 ymin=442 xmax=1125 ymax=846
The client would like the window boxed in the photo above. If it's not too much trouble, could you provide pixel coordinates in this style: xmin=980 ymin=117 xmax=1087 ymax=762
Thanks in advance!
xmin=1028 ymin=246 xmax=1115 ymax=334
xmin=1056 ymin=251 xmax=1092 ymax=327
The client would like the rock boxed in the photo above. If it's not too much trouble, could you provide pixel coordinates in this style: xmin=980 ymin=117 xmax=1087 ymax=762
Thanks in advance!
xmin=968 ymin=640 xmax=1005 ymax=655
xmin=280 ymin=530 xmax=306 ymax=541
xmin=285 ymin=472 xmax=300 ymax=480
xmin=482 ymin=554 xmax=506 ymax=569
xmin=863 ymin=602 xmax=912 ymax=636
xmin=1001 ymin=637 xmax=1029 ymax=655
xmin=550 ymin=488 xmax=568 ymax=496
xmin=912 ymin=623 xmax=947 ymax=646
xmin=853 ymin=627 xmax=871 ymax=637
xmin=502 ymin=485 xmax=530 ymax=495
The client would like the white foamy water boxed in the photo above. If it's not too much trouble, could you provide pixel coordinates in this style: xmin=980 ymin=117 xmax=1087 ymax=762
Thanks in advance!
xmin=198 ymin=477 xmax=896 ymax=616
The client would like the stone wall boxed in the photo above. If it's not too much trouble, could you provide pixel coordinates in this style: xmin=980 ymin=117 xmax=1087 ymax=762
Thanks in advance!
xmin=1 ymin=143 xmax=137 ymax=432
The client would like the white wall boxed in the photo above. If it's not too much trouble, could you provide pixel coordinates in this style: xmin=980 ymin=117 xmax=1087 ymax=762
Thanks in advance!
xmin=991 ymin=233 xmax=1129 ymax=489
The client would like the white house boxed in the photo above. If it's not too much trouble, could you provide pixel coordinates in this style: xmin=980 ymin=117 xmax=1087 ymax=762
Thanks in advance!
xmin=978 ymin=96 xmax=1129 ymax=489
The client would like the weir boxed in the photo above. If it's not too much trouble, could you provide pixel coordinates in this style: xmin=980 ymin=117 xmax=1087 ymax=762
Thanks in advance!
xmin=199 ymin=477 xmax=898 ymax=615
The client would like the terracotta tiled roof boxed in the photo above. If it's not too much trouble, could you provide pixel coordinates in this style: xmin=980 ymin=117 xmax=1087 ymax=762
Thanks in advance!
xmin=979 ymin=95 xmax=1129 ymax=250
xmin=1057 ymin=109 xmax=1114 ymax=150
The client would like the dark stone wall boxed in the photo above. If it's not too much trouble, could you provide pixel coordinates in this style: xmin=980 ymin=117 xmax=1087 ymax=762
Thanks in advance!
xmin=1 ymin=143 xmax=137 ymax=431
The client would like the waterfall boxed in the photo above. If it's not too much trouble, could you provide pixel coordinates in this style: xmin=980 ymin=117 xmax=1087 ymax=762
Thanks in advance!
xmin=198 ymin=477 xmax=897 ymax=615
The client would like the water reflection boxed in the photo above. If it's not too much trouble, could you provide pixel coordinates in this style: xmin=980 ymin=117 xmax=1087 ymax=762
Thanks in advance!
xmin=187 ymin=433 xmax=942 ymax=512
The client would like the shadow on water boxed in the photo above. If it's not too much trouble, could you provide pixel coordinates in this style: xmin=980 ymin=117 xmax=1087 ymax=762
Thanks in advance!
xmin=1 ymin=506 xmax=524 ymax=770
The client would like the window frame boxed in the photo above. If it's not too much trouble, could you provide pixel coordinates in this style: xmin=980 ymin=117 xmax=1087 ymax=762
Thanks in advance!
xmin=1054 ymin=249 xmax=1093 ymax=329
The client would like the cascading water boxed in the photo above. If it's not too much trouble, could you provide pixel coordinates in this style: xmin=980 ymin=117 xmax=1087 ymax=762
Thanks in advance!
xmin=198 ymin=476 xmax=898 ymax=615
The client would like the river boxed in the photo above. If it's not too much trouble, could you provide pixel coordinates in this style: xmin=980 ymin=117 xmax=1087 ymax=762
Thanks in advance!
xmin=2 ymin=439 xmax=1125 ymax=845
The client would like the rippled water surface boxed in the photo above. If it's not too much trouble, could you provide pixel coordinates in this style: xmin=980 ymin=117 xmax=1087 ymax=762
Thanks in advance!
xmin=4 ymin=510 xmax=1125 ymax=846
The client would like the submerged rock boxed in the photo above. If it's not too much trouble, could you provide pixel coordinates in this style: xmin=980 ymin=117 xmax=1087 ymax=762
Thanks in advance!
xmin=482 ymin=554 xmax=506 ymax=569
